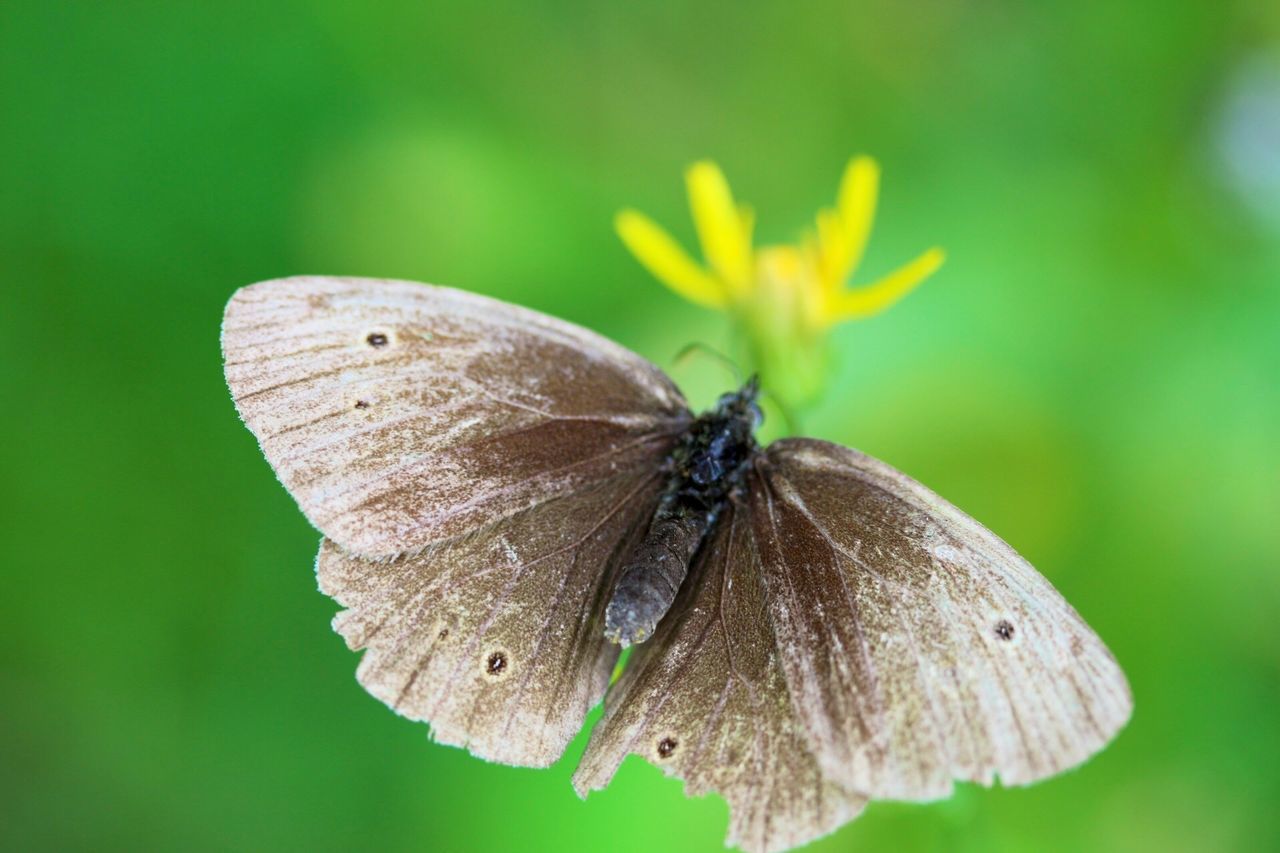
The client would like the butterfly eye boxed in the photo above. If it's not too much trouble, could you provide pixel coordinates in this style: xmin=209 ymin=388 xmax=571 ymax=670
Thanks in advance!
xmin=485 ymin=651 xmax=509 ymax=676
xmin=365 ymin=332 xmax=390 ymax=348
xmin=656 ymin=737 xmax=678 ymax=759
xmin=994 ymin=620 xmax=1016 ymax=642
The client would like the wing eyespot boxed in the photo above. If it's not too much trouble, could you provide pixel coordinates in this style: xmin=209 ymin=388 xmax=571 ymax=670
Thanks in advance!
xmin=365 ymin=332 xmax=390 ymax=348
xmin=656 ymin=737 xmax=678 ymax=759
xmin=437 ymin=628 xmax=449 ymax=641
xmin=353 ymin=399 xmax=370 ymax=410
xmin=994 ymin=619 xmax=1016 ymax=642
xmin=485 ymin=651 xmax=509 ymax=677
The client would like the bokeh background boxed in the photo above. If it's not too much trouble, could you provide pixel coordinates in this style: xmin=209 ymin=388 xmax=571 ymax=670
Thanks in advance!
xmin=3 ymin=2 xmax=1278 ymax=851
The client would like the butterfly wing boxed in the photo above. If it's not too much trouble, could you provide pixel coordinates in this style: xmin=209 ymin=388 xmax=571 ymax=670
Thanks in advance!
xmin=224 ymin=276 xmax=690 ymax=765
xmin=749 ymin=438 xmax=1132 ymax=800
xmin=574 ymin=501 xmax=868 ymax=853
xmin=318 ymin=467 xmax=662 ymax=766
xmin=222 ymin=276 xmax=689 ymax=557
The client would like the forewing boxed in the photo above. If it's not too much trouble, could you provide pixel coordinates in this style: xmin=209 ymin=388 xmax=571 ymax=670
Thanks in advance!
xmin=750 ymin=438 xmax=1132 ymax=800
xmin=318 ymin=467 xmax=662 ymax=767
xmin=574 ymin=502 xmax=868 ymax=853
xmin=223 ymin=276 xmax=689 ymax=557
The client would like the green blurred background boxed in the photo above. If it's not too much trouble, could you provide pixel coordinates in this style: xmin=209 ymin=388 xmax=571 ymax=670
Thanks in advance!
xmin=3 ymin=2 xmax=1278 ymax=851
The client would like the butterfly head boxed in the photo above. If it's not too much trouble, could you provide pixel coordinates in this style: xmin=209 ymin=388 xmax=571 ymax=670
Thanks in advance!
xmin=681 ymin=377 xmax=762 ymax=490
xmin=713 ymin=375 xmax=764 ymax=432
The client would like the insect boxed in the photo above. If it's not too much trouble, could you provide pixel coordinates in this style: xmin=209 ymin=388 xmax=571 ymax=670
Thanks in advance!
xmin=222 ymin=276 xmax=1131 ymax=853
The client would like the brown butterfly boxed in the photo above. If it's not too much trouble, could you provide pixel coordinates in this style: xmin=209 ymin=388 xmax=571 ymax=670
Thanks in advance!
xmin=222 ymin=276 xmax=1131 ymax=853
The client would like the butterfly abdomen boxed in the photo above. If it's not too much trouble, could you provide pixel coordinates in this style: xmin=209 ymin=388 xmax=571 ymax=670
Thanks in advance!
xmin=604 ymin=515 xmax=707 ymax=646
xmin=604 ymin=380 xmax=762 ymax=646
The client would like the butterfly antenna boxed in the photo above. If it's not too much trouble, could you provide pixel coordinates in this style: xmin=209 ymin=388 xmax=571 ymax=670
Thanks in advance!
xmin=673 ymin=342 xmax=743 ymax=385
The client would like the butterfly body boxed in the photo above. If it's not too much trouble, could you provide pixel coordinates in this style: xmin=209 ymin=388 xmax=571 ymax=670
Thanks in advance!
xmin=223 ymin=276 xmax=1130 ymax=853
xmin=605 ymin=379 xmax=762 ymax=646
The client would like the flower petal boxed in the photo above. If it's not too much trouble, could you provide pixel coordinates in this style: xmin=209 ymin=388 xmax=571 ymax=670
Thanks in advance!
xmin=829 ymin=247 xmax=944 ymax=322
xmin=615 ymin=209 xmax=729 ymax=310
xmin=738 ymin=203 xmax=756 ymax=254
xmin=821 ymin=156 xmax=881 ymax=286
xmin=685 ymin=161 xmax=752 ymax=292
xmin=816 ymin=208 xmax=845 ymax=290
xmin=837 ymin=156 xmax=880 ymax=264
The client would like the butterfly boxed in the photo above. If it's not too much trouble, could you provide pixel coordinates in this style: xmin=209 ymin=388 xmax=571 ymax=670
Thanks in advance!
xmin=222 ymin=276 xmax=1131 ymax=853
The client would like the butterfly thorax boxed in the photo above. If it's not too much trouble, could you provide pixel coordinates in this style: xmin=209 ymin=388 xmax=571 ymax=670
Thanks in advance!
xmin=603 ymin=378 xmax=762 ymax=647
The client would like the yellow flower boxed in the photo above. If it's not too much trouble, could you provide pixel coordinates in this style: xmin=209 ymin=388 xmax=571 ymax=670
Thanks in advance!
xmin=617 ymin=157 xmax=944 ymax=409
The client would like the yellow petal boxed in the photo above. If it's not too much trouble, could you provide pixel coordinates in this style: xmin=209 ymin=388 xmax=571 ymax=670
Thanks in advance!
xmin=615 ymin=209 xmax=729 ymax=310
xmin=815 ymin=208 xmax=845 ymax=290
xmin=830 ymin=156 xmax=880 ymax=282
xmin=685 ymin=161 xmax=752 ymax=291
xmin=738 ymin=203 xmax=756 ymax=256
xmin=829 ymin=247 xmax=944 ymax=322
